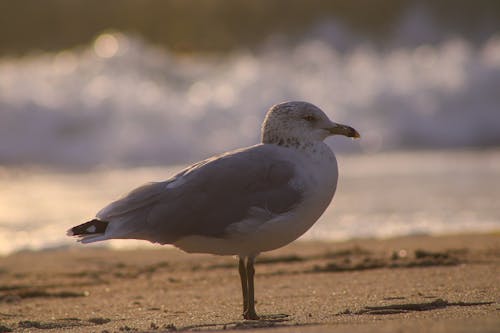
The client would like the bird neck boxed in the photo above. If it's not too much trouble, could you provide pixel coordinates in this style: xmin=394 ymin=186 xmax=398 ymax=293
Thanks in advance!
xmin=262 ymin=134 xmax=304 ymax=149
xmin=262 ymin=134 xmax=330 ymax=160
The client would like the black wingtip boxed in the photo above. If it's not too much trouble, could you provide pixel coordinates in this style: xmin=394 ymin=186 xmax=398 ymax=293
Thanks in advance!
xmin=68 ymin=219 xmax=108 ymax=236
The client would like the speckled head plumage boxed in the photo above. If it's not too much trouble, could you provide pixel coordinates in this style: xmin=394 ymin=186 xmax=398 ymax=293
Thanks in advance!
xmin=261 ymin=101 xmax=360 ymax=147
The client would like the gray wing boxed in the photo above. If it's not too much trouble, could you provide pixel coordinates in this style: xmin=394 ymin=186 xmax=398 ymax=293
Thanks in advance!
xmin=98 ymin=145 xmax=303 ymax=244
xmin=96 ymin=159 xmax=208 ymax=219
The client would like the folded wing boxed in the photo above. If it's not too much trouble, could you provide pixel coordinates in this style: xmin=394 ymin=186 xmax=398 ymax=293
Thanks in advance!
xmin=74 ymin=145 xmax=303 ymax=244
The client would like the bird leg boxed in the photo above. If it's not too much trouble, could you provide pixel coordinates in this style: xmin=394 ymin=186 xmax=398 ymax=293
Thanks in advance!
xmin=238 ymin=257 xmax=248 ymax=314
xmin=238 ymin=256 xmax=259 ymax=320
xmin=246 ymin=256 xmax=259 ymax=320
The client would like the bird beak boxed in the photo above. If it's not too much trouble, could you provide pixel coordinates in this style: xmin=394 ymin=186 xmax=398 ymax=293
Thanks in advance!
xmin=326 ymin=122 xmax=361 ymax=138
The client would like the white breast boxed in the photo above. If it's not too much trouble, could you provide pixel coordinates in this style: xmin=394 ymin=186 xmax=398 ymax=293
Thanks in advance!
xmin=250 ymin=142 xmax=338 ymax=251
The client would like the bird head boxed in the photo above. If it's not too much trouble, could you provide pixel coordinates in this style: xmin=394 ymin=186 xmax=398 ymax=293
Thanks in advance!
xmin=261 ymin=101 xmax=360 ymax=146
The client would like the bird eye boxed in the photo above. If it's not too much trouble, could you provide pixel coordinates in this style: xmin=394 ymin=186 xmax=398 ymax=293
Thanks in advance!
xmin=303 ymin=115 xmax=315 ymax=122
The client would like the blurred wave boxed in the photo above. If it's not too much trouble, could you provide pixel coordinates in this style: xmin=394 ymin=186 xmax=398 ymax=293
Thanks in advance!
xmin=1 ymin=31 xmax=500 ymax=168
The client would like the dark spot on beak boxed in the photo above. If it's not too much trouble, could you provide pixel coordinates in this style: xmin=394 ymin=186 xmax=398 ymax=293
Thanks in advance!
xmin=328 ymin=124 xmax=360 ymax=138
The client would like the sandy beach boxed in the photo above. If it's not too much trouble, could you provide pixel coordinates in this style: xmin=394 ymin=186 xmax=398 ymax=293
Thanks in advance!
xmin=0 ymin=232 xmax=498 ymax=332
xmin=1 ymin=2 xmax=499 ymax=332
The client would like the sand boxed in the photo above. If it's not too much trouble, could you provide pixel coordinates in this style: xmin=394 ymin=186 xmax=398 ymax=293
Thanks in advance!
xmin=0 ymin=233 xmax=499 ymax=332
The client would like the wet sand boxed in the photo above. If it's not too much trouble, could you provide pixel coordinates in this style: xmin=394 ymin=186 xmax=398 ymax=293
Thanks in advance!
xmin=0 ymin=233 xmax=499 ymax=332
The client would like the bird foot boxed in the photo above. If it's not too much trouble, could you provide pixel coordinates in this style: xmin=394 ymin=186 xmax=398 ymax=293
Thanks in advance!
xmin=243 ymin=310 xmax=259 ymax=320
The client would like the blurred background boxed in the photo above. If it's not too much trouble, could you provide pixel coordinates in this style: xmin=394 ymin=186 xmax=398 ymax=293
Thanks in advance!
xmin=0 ymin=0 xmax=499 ymax=254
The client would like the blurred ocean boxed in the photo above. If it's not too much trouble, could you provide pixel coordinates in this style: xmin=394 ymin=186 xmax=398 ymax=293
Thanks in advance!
xmin=1 ymin=14 xmax=500 ymax=254
xmin=1 ymin=31 xmax=500 ymax=168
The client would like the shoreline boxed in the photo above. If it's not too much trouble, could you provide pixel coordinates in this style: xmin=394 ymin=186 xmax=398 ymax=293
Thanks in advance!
xmin=1 ymin=232 xmax=499 ymax=332
xmin=2 ymin=148 xmax=500 ymax=257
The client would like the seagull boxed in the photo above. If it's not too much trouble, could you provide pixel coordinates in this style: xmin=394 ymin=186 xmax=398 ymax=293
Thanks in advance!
xmin=68 ymin=101 xmax=360 ymax=320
